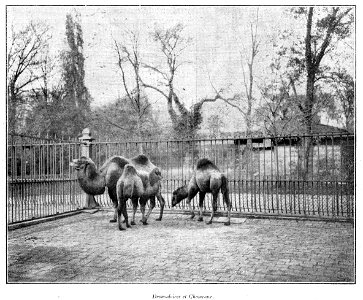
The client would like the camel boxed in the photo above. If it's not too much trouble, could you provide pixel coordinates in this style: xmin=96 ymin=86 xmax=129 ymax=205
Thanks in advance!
xmin=70 ymin=154 xmax=165 ymax=223
xmin=116 ymin=164 xmax=162 ymax=230
xmin=171 ymin=158 xmax=232 ymax=226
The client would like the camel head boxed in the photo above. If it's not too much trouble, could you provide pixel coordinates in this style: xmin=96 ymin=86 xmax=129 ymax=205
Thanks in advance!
xmin=171 ymin=185 xmax=188 ymax=207
xmin=69 ymin=156 xmax=96 ymax=171
xmin=69 ymin=156 xmax=106 ymax=195
xmin=149 ymin=167 xmax=162 ymax=186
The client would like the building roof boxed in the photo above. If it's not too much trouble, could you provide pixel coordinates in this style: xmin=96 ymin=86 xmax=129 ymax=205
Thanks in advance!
xmin=310 ymin=123 xmax=351 ymax=135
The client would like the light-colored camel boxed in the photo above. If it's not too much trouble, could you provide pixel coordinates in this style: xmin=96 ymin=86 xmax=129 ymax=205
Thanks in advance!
xmin=116 ymin=164 xmax=162 ymax=230
xmin=70 ymin=154 xmax=165 ymax=223
xmin=171 ymin=158 xmax=231 ymax=226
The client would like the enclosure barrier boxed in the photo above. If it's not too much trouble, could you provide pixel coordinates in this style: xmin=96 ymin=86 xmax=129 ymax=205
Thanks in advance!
xmin=7 ymin=131 xmax=354 ymax=224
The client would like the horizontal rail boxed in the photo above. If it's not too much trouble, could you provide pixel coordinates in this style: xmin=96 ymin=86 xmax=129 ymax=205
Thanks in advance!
xmin=7 ymin=132 xmax=355 ymax=223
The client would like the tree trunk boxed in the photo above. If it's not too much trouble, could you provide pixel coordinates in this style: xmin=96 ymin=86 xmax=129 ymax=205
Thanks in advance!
xmin=8 ymin=86 xmax=18 ymax=133
xmin=137 ymin=119 xmax=143 ymax=154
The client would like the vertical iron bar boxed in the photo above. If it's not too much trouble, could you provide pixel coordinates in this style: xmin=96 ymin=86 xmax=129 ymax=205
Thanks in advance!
xmin=317 ymin=136 xmax=321 ymax=216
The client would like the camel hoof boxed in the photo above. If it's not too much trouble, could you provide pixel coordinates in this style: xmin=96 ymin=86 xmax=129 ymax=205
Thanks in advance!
xmin=131 ymin=221 xmax=136 ymax=225
xmin=224 ymin=221 xmax=231 ymax=226
xmin=109 ymin=219 xmax=117 ymax=223
xmin=197 ymin=217 xmax=203 ymax=222
xmin=206 ymin=220 xmax=212 ymax=225
xmin=155 ymin=218 xmax=162 ymax=221
xmin=126 ymin=223 xmax=131 ymax=228
xmin=139 ymin=220 xmax=148 ymax=225
xmin=118 ymin=226 xmax=125 ymax=231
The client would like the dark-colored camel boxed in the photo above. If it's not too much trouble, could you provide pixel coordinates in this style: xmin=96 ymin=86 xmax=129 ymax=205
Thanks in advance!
xmin=70 ymin=155 xmax=165 ymax=223
xmin=171 ymin=158 xmax=231 ymax=226
xmin=116 ymin=164 xmax=162 ymax=230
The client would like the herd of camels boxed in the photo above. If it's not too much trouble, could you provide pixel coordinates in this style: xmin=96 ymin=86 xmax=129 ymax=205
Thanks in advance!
xmin=70 ymin=154 xmax=232 ymax=231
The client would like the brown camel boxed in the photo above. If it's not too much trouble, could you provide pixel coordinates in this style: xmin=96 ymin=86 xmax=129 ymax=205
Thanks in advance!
xmin=116 ymin=164 xmax=162 ymax=230
xmin=171 ymin=158 xmax=231 ymax=226
xmin=70 ymin=154 xmax=165 ymax=223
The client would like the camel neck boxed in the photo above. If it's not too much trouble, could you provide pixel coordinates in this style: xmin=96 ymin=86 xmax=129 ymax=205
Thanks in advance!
xmin=77 ymin=164 xmax=106 ymax=195
xmin=180 ymin=185 xmax=189 ymax=200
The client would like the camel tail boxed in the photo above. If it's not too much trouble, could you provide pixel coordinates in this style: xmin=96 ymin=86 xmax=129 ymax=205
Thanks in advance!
xmin=124 ymin=181 xmax=134 ymax=199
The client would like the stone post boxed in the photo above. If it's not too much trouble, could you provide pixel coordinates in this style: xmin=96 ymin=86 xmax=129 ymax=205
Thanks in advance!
xmin=79 ymin=128 xmax=99 ymax=208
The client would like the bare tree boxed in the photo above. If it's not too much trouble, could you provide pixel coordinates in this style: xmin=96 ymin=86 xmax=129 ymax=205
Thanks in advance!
xmin=24 ymin=47 xmax=65 ymax=137
xmin=114 ymin=30 xmax=151 ymax=151
xmin=205 ymin=9 xmax=260 ymax=137
xmin=240 ymin=9 xmax=260 ymax=134
xmin=257 ymin=82 xmax=295 ymax=137
xmin=7 ymin=21 xmax=51 ymax=132
xmin=141 ymin=24 xmax=215 ymax=139
xmin=206 ymin=114 xmax=225 ymax=138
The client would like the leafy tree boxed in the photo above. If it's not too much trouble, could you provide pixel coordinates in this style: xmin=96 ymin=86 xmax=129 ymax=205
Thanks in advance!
xmin=256 ymin=81 xmax=297 ymax=137
xmin=303 ymin=7 xmax=353 ymax=132
xmin=275 ymin=7 xmax=354 ymax=133
xmin=271 ymin=7 xmax=354 ymax=179
xmin=60 ymin=13 xmax=92 ymax=138
xmin=90 ymin=95 xmax=161 ymax=141
xmin=329 ymin=69 xmax=354 ymax=132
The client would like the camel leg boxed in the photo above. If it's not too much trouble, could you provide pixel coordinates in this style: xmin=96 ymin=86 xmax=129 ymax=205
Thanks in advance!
xmin=131 ymin=197 xmax=138 ymax=225
xmin=223 ymin=193 xmax=232 ymax=226
xmin=206 ymin=193 xmax=218 ymax=225
xmin=222 ymin=175 xmax=231 ymax=226
xmin=117 ymin=199 xmax=126 ymax=231
xmin=111 ymin=206 xmax=118 ymax=223
xmin=155 ymin=191 xmax=165 ymax=221
xmin=139 ymin=196 xmax=148 ymax=225
xmin=145 ymin=196 xmax=156 ymax=222
xmin=186 ymin=186 xmax=199 ymax=220
xmin=122 ymin=201 xmax=131 ymax=228
xmin=109 ymin=189 xmax=118 ymax=223
xmin=197 ymin=192 xmax=206 ymax=222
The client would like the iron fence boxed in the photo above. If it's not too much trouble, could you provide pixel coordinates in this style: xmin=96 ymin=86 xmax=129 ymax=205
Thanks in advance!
xmin=7 ymin=134 xmax=84 ymax=223
xmin=7 ymin=132 xmax=354 ymax=224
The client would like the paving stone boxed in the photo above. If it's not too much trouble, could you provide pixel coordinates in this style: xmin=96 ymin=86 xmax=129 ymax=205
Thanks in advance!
xmin=7 ymin=211 xmax=354 ymax=282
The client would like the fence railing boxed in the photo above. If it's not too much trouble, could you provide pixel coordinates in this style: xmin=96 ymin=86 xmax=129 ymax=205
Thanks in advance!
xmin=7 ymin=134 xmax=83 ymax=223
xmin=7 ymin=131 xmax=355 ymax=224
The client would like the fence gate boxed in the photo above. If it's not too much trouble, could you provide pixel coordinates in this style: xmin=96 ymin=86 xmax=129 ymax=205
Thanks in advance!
xmin=7 ymin=131 xmax=354 ymax=224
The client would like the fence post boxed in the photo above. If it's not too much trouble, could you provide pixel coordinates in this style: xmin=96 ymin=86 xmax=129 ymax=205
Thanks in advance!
xmin=79 ymin=128 xmax=99 ymax=208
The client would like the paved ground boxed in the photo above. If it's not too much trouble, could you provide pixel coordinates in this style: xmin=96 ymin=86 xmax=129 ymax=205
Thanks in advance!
xmin=7 ymin=209 xmax=354 ymax=283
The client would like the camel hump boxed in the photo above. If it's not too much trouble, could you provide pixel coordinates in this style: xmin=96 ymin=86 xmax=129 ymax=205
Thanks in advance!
xmin=110 ymin=156 xmax=130 ymax=166
xmin=196 ymin=158 xmax=219 ymax=171
xmin=99 ymin=155 xmax=130 ymax=173
xmin=131 ymin=154 xmax=152 ymax=166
